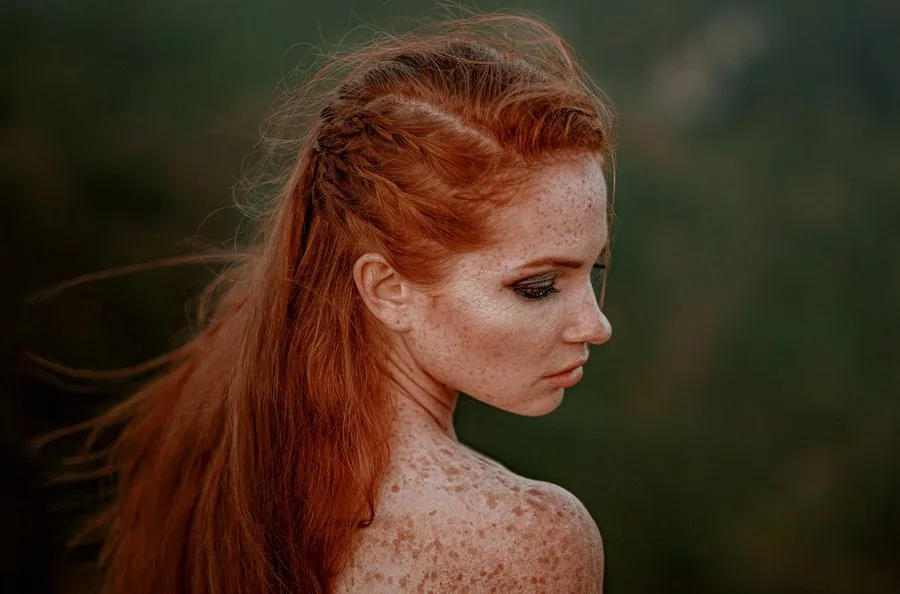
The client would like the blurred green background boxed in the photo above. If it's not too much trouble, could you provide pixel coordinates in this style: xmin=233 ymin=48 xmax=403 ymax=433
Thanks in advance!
xmin=2 ymin=0 xmax=898 ymax=593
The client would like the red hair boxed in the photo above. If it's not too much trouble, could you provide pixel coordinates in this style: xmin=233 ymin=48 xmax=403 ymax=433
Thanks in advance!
xmin=33 ymin=10 xmax=615 ymax=594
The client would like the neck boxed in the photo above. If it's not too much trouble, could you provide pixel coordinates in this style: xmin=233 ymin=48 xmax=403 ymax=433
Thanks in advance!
xmin=393 ymin=394 xmax=458 ymax=440
xmin=384 ymin=354 xmax=458 ymax=440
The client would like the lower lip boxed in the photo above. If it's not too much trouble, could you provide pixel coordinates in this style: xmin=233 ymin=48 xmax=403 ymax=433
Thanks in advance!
xmin=545 ymin=365 xmax=584 ymax=388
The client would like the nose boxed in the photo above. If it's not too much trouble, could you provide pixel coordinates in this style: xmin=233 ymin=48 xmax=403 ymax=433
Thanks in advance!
xmin=591 ymin=310 xmax=612 ymax=345
xmin=565 ymin=283 xmax=612 ymax=345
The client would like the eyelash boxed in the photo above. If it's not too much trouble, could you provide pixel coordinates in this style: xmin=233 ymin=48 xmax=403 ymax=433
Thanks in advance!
xmin=514 ymin=263 xmax=607 ymax=303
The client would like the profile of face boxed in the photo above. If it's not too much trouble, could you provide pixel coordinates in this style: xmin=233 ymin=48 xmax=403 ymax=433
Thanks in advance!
xmin=358 ymin=153 xmax=612 ymax=417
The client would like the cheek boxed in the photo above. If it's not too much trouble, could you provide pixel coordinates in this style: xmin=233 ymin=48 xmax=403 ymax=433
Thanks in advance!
xmin=414 ymin=290 xmax=557 ymax=394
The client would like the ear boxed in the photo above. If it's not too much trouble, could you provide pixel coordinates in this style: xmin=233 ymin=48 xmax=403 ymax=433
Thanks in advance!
xmin=352 ymin=253 xmax=414 ymax=332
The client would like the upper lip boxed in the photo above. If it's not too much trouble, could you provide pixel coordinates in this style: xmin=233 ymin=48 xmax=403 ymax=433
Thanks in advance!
xmin=547 ymin=355 xmax=589 ymax=377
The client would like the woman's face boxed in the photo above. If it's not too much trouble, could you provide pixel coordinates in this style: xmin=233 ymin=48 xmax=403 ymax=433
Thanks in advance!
xmin=402 ymin=153 xmax=612 ymax=416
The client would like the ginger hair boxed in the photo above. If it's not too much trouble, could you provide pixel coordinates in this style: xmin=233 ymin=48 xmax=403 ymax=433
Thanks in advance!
xmin=31 ymin=9 xmax=615 ymax=594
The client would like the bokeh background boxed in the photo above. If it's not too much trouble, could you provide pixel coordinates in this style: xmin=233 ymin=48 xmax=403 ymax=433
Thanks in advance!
xmin=2 ymin=0 xmax=898 ymax=593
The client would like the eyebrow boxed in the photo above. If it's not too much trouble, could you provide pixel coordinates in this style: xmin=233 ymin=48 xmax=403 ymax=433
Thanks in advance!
xmin=515 ymin=257 xmax=584 ymax=271
xmin=514 ymin=250 xmax=608 ymax=272
xmin=514 ymin=238 xmax=610 ymax=270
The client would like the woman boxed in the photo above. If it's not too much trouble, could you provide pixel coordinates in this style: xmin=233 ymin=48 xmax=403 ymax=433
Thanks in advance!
xmin=49 ymin=10 xmax=616 ymax=594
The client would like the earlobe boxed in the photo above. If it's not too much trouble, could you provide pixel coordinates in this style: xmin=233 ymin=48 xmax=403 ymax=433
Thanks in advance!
xmin=353 ymin=253 xmax=411 ymax=330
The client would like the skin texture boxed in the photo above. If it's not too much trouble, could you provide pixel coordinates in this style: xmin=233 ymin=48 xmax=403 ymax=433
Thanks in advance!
xmin=336 ymin=154 xmax=611 ymax=592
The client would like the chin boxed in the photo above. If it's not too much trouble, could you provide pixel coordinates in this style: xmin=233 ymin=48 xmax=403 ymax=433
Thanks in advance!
xmin=511 ymin=390 xmax=565 ymax=417
xmin=469 ymin=387 xmax=565 ymax=417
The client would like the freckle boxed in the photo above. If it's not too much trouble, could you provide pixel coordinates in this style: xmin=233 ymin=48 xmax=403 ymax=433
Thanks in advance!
xmin=446 ymin=466 xmax=460 ymax=475
xmin=433 ymin=539 xmax=443 ymax=551
xmin=391 ymin=484 xmax=400 ymax=493
xmin=400 ymin=576 xmax=410 ymax=587
xmin=429 ymin=510 xmax=437 ymax=516
xmin=511 ymin=485 xmax=521 ymax=492
xmin=556 ymin=510 xmax=564 ymax=518
xmin=505 ymin=524 xmax=515 ymax=532
xmin=526 ymin=488 xmax=542 ymax=497
xmin=454 ymin=484 xmax=465 ymax=492
xmin=476 ymin=528 xmax=485 ymax=538
xmin=527 ymin=498 xmax=548 ymax=512
xmin=550 ymin=552 xmax=561 ymax=568
xmin=392 ymin=528 xmax=414 ymax=551
xmin=486 ymin=493 xmax=498 ymax=509
xmin=512 ymin=506 xmax=525 ymax=516
xmin=456 ymin=573 xmax=463 ymax=581
xmin=480 ymin=570 xmax=487 ymax=576
xmin=449 ymin=550 xmax=460 ymax=560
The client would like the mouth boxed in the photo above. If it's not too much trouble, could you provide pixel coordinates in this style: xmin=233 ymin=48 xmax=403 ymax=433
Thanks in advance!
xmin=544 ymin=364 xmax=586 ymax=389
xmin=545 ymin=355 xmax=589 ymax=378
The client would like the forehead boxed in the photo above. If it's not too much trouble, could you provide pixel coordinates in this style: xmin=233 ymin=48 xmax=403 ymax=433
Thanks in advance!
xmin=485 ymin=155 xmax=609 ymax=259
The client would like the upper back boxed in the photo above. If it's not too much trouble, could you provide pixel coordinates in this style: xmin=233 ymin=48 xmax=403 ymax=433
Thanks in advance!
xmin=334 ymin=433 xmax=604 ymax=593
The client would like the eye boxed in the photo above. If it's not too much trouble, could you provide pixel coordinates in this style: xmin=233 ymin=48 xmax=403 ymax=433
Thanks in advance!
xmin=513 ymin=279 xmax=560 ymax=302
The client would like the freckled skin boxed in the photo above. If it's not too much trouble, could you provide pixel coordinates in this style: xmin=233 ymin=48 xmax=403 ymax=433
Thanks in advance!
xmin=339 ymin=155 xmax=611 ymax=593
xmin=334 ymin=408 xmax=606 ymax=593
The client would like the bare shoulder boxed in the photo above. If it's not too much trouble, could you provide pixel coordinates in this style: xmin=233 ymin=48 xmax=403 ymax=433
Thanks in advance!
xmin=471 ymin=478 xmax=605 ymax=593
xmin=337 ymin=441 xmax=604 ymax=593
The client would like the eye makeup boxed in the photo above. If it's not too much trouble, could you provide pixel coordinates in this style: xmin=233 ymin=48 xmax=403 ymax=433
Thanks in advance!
xmin=513 ymin=262 xmax=606 ymax=303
